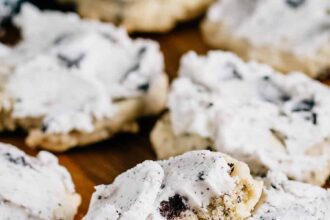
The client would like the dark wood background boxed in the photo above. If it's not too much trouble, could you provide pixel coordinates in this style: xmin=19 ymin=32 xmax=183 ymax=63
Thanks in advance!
xmin=1 ymin=3 xmax=330 ymax=218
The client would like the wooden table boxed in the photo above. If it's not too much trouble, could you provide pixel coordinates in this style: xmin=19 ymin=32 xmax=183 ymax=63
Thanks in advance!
xmin=0 ymin=19 xmax=211 ymax=219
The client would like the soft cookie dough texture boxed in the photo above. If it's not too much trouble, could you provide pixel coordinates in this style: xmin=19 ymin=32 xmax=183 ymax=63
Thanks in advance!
xmin=83 ymin=150 xmax=330 ymax=220
xmin=151 ymin=51 xmax=330 ymax=185
xmin=202 ymin=0 xmax=330 ymax=78
xmin=0 ymin=3 xmax=168 ymax=151
xmin=83 ymin=151 xmax=263 ymax=220
xmin=0 ymin=142 xmax=80 ymax=220
xmin=59 ymin=0 xmax=214 ymax=33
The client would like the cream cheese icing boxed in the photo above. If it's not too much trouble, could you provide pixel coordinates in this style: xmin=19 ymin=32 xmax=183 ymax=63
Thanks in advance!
xmin=0 ymin=142 xmax=80 ymax=219
xmin=169 ymin=51 xmax=330 ymax=184
xmin=250 ymin=172 xmax=330 ymax=220
xmin=0 ymin=3 xmax=164 ymax=134
xmin=83 ymin=150 xmax=262 ymax=220
xmin=207 ymin=0 xmax=330 ymax=56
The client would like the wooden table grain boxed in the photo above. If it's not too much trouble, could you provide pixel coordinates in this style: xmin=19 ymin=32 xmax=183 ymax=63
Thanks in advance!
xmin=2 ymin=16 xmax=330 ymax=219
xmin=0 ymin=19 xmax=211 ymax=219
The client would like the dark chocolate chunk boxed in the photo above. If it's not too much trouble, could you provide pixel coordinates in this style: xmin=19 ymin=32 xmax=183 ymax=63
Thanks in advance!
xmin=101 ymin=33 xmax=117 ymax=43
xmin=280 ymin=94 xmax=291 ymax=102
xmin=120 ymin=47 xmax=147 ymax=83
xmin=286 ymin=0 xmax=306 ymax=9
xmin=197 ymin=171 xmax=206 ymax=181
xmin=137 ymin=46 xmax=147 ymax=57
xmin=57 ymin=53 xmax=85 ymax=68
xmin=127 ymin=62 xmax=140 ymax=73
xmin=227 ymin=163 xmax=235 ymax=175
xmin=206 ymin=102 xmax=214 ymax=108
xmin=260 ymin=76 xmax=291 ymax=104
xmin=271 ymin=184 xmax=278 ymax=189
xmin=53 ymin=34 xmax=70 ymax=45
xmin=262 ymin=76 xmax=270 ymax=81
xmin=137 ymin=83 xmax=149 ymax=92
xmin=226 ymin=63 xmax=243 ymax=80
xmin=205 ymin=146 xmax=213 ymax=151
xmin=232 ymin=68 xmax=243 ymax=80
xmin=304 ymin=112 xmax=318 ymax=125
xmin=41 ymin=123 xmax=48 ymax=132
xmin=4 ymin=152 xmax=32 ymax=168
xmin=159 ymin=194 xmax=188 ymax=220
xmin=312 ymin=112 xmax=318 ymax=125
xmin=292 ymin=98 xmax=315 ymax=112
xmin=121 ymin=63 xmax=140 ymax=82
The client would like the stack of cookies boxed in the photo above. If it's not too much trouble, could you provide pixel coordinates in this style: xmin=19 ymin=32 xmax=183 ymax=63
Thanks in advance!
xmin=1 ymin=0 xmax=330 ymax=219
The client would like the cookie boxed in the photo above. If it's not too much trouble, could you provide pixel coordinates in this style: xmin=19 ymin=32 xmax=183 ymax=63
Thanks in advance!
xmin=151 ymin=51 xmax=330 ymax=185
xmin=0 ymin=142 xmax=81 ymax=219
xmin=250 ymin=172 xmax=330 ymax=219
xmin=83 ymin=150 xmax=263 ymax=220
xmin=151 ymin=113 xmax=214 ymax=160
xmin=201 ymin=0 xmax=330 ymax=79
xmin=59 ymin=0 xmax=214 ymax=33
xmin=0 ymin=4 xmax=168 ymax=151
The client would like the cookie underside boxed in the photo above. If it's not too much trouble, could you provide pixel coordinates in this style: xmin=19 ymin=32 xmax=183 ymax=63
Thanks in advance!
xmin=70 ymin=0 xmax=214 ymax=33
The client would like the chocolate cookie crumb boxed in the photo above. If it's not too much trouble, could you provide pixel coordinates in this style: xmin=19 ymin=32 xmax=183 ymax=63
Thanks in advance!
xmin=197 ymin=171 xmax=206 ymax=181
xmin=159 ymin=194 xmax=188 ymax=220
xmin=286 ymin=0 xmax=306 ymax=9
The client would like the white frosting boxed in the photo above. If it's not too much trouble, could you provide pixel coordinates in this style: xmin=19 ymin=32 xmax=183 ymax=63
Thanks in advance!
xmin=250 ymin=172 xmax=330 ymax=219
xmin=0 ymin=143 xmax=80 ymax=219
xmin=207 ymin=0 xmax=330 ymax=56
xmin=169 ymin=51 xmax=330 ymax=183
xmin=0 ymin=43 xmax=10 ymax=57
xmin=1 ymin=3 xmax=164 ymax=134
xmin=83 ymin=150 xmax=241 ymax=220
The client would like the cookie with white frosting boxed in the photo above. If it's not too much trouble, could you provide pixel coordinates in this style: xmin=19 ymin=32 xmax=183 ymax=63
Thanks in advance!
xmin=59 ymin=0 xmax=214 ymax=33
xmin=83 ymin=150 xmax=263 ymax=220
xmin=151 ymin=51 xmax=330 ymax=185
xmin=0 ymin=142 xmax=81 ymax=219
xmin=250 ymin=172 xmax=330 ymax=220
xmin=201 ymin=0 xmax=330 ymax=78
xmin=0 ymin=3 xmax=168 ymax=151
